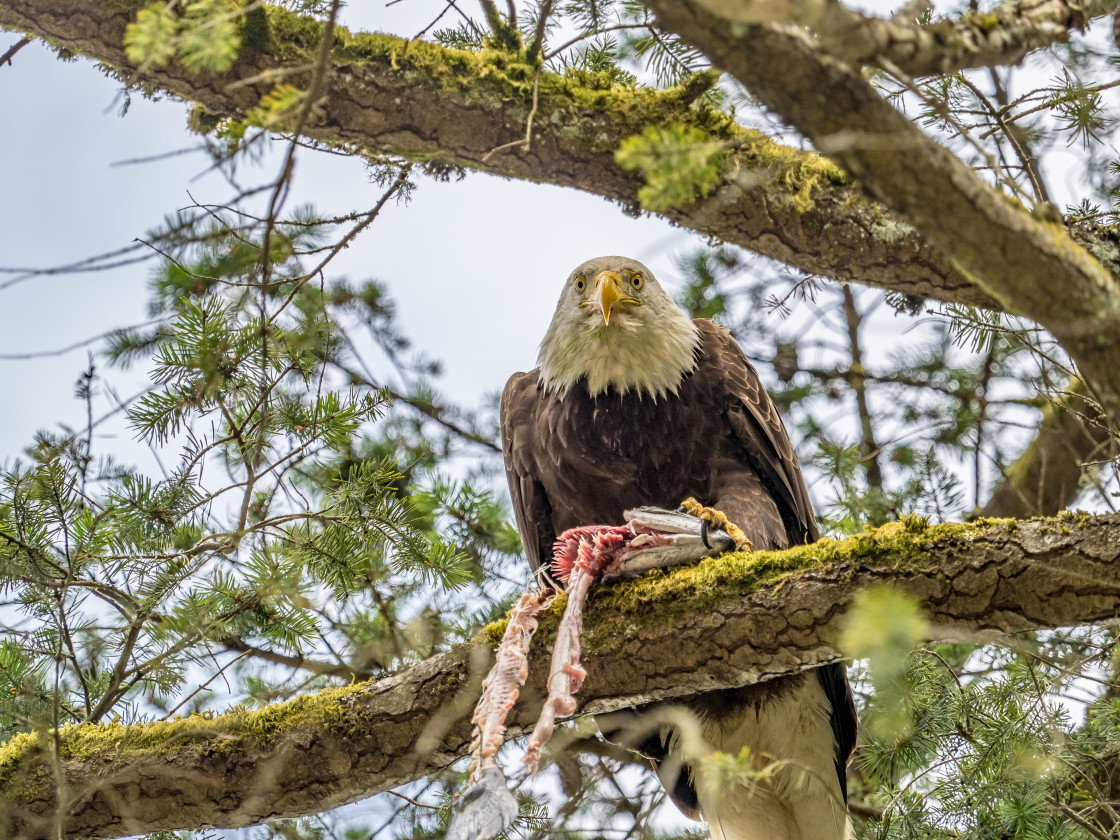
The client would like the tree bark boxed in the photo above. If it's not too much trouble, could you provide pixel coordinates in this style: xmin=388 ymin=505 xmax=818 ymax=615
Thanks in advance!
xmin=4 ymin=513 xmax=1120 ymax=839
xmin=1 ymin=0 xmax=1117 ymax=317
xmin=692 ymin=0 xmax=1113 ymax=78
xmin=643 ymin=1 xmax=1120 ymax=430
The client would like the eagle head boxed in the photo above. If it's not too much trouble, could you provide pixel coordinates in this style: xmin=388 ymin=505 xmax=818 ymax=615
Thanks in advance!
xmin=537 ymin=256 xmax=700 ymax=399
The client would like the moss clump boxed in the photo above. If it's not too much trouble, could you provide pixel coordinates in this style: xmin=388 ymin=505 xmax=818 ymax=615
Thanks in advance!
xmin=1083 ymin=235 xmax=1120 ymax=277
xmin=260 ymin=6 xmax=534 ymax=91
xmin=477 ymin=618 xmax=510 ymax=648
xmin=730 ymin=135 xmax=846 ymax=213
xmin=963 ymin=10 xmax=1002 ymax=32
xmin=240 ymin=4 xmax=271 ymax=51
xmin=254 ymin=6 xmax=845 ymax=213
xmin=899 ymin=512 xmax=931 ymax=533
xmin=187 ymin=103 xmax=224 ymax=135
xmin=0 ymin=681 xmax=371 ymax=793
xmin=870 ymin=217 xmax=916 ymax=247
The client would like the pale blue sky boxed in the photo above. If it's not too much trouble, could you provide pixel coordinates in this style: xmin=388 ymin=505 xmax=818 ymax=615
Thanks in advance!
xmin=0 ymin=0 xmax=1103 ymax=498
xmin=0 ymin=2 xmax=700 ymax=469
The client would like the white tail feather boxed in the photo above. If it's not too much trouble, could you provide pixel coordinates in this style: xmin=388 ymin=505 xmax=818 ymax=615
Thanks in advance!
xmin=697 ymin=676 xmax=849 ymax=840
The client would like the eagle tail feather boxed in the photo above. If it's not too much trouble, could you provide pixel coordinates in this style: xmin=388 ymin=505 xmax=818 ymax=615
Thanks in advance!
xmin=701 ymin=789 xmax=799 ymax=840
xmin=701 ymin=785 xmax=849 ymax=840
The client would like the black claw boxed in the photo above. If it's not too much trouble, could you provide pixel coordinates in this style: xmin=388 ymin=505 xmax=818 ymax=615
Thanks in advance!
xmin=676 ymin=504 xmax=688 ymax=514
xmin=700 ymin=517 xmax=711 ymax=550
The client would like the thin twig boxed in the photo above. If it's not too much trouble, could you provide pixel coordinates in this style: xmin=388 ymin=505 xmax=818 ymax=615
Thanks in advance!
xmin=481 ymin=68 xmax=541 ymax=162
xmin=256 ymin=0 xmax=343 ymax=291
xmin=160 ymin=651 xmax=251 ymax=720
xmin=526 ymin=0 xmax=554 ymax=63
xmin=110 ymin=146 xmax=205 ymax=168
xmin=409 ymin=1 xmax=458 ymax=44
xmin=0 ymin=317 xmax=170 ymax=361
xmin=544 ymin=23 xmax=649 ymax=61
xmin=0 ymin=37 xmax=31 ymax=68
xmin=387 ymin=789 xmax=442 ymax=810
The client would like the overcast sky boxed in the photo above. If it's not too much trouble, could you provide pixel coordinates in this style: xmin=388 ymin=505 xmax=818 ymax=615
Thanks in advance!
xmin=0 ymin=0 xmax=1100 ymax=488
xmin=0 ymin=1 xmax=705 ymax=471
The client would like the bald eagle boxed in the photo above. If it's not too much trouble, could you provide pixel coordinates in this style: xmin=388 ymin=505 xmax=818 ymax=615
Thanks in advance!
xmin=500 ymin=256 xmax=857 ymax=840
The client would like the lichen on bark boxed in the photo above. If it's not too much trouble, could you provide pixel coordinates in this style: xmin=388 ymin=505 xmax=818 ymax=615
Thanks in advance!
xmin=0 ymin=0 xmax=1030 ymax=310
xmin=4 ymin=511 xmax=1120 ymax=838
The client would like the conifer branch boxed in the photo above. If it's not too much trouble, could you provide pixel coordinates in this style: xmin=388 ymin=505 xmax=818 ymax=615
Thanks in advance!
xmin=5 ymin=0 xmax=1115 ymax=314
xmin=5 ymin=513 xmax=1120 ymax=839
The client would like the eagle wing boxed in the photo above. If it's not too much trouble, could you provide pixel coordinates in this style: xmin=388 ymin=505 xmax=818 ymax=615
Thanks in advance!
xmin=700 ymin=320 xmax=820 ymax=544
xmin=500 ymin=370 xmax=554 ymax=575
xmin=702 ymin=320 xmax=858 ymax=799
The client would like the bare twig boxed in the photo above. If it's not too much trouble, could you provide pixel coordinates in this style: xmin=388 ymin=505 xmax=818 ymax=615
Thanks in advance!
xmin=526 ymin=0 xmax=554 ymax=63
xmin=481 ymin=68 xmax=541 ymax=162
xmin=0 ymin=36 xmax=31 ymax=67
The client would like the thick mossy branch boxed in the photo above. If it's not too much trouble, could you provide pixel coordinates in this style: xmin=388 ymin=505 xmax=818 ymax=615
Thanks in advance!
xmin=646 ymin=1 xmax=1120 ymax=429
xmin=6 ymin=512 xmax=1120 ymax=840
xmin=1 ymin=0 xmax=1085 ymax=311
xmin=692 ymin=0 xmax=1116 ymax=77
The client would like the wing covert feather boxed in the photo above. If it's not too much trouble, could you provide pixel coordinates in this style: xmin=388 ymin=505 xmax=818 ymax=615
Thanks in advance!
xmin=700 ymin=321 xmax=819 ymax=544
xmin=500 ymin=371 xmax=554 ymax=573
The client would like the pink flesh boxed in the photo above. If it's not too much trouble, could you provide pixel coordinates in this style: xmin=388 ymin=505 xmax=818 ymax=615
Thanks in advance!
xmin=549 ymin=524 xmax=633 ymax=582
xmin=468 ymin=589 xmax=555 ymax=783
xmin=525 ymin=526 xmax=633 ymax=774
xmin=466 ymin=521 xmax=673 ymax=783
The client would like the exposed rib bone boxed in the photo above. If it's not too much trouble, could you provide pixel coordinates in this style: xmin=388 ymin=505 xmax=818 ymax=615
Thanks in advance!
xmin=468 ymin=590 xmax=555 ymax=782
xmin=524 ymin=527 xmax=629 ymax=773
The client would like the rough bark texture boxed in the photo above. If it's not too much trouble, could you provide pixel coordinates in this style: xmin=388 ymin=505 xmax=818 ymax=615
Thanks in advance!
xmin=0 ymin=0 xmax=1115 ymax=316
xmin=4 ymin=513 xmax=1120 ymax=840
xmin=645 ymin=1 xmax=1120 ymax=428
xmin=693 ymin=0 xmax=1112 ymax=78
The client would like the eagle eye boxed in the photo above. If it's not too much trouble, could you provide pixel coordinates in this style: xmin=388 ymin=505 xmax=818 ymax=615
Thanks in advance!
xmin=573 ymin=275 xmax=586 ymax=292
xmin=630 ymin=273 xmax=644 ymax=290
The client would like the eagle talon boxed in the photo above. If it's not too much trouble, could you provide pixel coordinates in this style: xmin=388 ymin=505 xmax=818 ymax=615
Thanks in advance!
xmin=679 ymin=497 xmax=753 ymax=552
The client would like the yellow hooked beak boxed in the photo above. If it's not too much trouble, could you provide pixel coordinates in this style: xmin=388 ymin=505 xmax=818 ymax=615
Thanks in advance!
xmin=594 ymin=270 xmax=638 ymax=325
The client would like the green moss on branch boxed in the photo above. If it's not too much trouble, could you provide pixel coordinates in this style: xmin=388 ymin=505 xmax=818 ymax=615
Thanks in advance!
xmin=234 ymin=6 xmax=847 ymax=210
xmin=0 ymin=682 xmax=367 ymax=792
xmin=477 ymin=514 xmax=1020 ymax=656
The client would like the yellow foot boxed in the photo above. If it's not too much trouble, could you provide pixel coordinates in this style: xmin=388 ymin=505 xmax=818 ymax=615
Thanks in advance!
xmin=678 ymin=498 xmax=753 ymax=552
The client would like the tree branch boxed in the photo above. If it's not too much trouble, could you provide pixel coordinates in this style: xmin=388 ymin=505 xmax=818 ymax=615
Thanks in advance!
xmin=979 ymin=379 xmax=1115 ymax=518
xmin=4 ymin=0 xmax=1118 ymax=315
xmin=0 ymin=34 xmax=29 ymax=67
xmin=219 ymin=636 xmax=371 ymax=680
xmin=691 ymin=0 xmax=1114 ymax=78
xmin=841 ymin=286 xmax=884 ymax=494
xmin=642 ymin=1 xmax=1120 ymax=429
xmin=5 ymin=512 xmax=1120 ymax=839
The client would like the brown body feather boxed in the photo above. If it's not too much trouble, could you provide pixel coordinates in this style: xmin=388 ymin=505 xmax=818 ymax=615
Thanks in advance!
xmin=502 ymin=320 xmax=812 ymax=566
xmin=501 ymin=318 xmax=857 ymax=831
